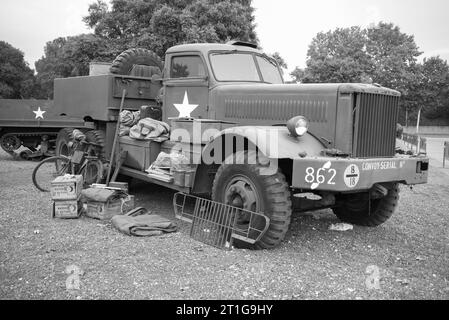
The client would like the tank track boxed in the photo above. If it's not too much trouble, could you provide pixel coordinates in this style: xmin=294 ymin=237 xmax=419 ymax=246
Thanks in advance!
xmin=0 ymin=131 xmax=58 ymax=155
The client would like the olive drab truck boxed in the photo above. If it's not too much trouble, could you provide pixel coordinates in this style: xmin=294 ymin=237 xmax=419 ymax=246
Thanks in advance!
xmin=21 ymin=41 xmax=431 ymax=249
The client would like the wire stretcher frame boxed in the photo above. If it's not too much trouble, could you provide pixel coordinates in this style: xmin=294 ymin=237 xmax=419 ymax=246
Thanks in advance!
xmin=173 ymin=192 xmax=270 ymax=250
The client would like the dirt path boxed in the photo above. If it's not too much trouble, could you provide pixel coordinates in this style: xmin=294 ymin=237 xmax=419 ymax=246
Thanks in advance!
xmin=0 ymin=149 xmax=448 ymax=300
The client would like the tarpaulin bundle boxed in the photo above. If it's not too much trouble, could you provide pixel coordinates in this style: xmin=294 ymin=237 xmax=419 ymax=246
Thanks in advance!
xmin=120 ymin=110 xmax=141 ymax=127
xmin=129 ymin=118 xmax=170 ymax=140
xmin=151 ymin=151 xmax=190 ymax=171
xmin=119 ymin=110 xmax=141 ymax=137
xmin=81 ymin=188 xmax=127 ymax=202
xmin=111 ymin=207 xmax=178 ymax=237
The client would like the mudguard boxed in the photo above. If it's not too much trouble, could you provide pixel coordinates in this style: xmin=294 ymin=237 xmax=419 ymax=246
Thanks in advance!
xmin=201 ymin=126 xmax=326 ymax=163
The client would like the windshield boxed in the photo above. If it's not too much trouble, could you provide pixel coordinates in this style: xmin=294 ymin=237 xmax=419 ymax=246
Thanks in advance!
xmin=210 ymin=52 xmax=283 ymax=84
xmin=256 ymin=56 xmax=283 ymax=84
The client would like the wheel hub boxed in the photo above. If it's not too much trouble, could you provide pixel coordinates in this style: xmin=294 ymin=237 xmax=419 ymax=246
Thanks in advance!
xmin=0 ymin=134 xmax=21 ymax=152
xmin=225 ymin=178 xmax=259 ymax=213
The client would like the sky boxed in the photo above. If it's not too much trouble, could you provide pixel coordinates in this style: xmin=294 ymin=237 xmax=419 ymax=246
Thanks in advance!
xmin=1 ymin=0 xmax=448 ymax=77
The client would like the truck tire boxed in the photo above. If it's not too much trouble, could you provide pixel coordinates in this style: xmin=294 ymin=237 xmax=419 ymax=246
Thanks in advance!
xmin=332 ymin=183 xmax=400 ymax=227
xmin=212 ymin=151 xmax=292 ymax=250
xmin=110 ymin=48 xmax=163 ymax=75
xmin=85 ymin=130 xmax=106 ymax=160
xmin=55 ymin=128 xmax=75 ymax=157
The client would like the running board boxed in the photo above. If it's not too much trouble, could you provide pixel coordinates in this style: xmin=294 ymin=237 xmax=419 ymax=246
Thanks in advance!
xmin=119 ymin=166 xmax=190 ymax=193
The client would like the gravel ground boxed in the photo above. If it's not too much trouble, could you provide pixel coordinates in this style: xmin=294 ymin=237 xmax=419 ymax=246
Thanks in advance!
xmin=0 ymin=149 xmax=448 ymax=300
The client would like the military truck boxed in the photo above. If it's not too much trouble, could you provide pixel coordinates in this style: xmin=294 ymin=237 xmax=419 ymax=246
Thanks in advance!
xmin=40 ymin=41 xmax=430 ymax=249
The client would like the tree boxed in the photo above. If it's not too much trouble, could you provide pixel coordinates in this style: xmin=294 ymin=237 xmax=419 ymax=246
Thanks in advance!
xmin=290 ymin=67 xmax=306 ymax=83
xmin=291 ymin=22 xmax=430 ymax=122
xmin=296 ymin=26 xmax=373 ymax=83
xmin=36 ymin=0 xmax=258 ymax=97
xmin=83 ymin=0 xmax=258 ymax=58
xmin=0 ymin=41 xmax=35 ymax=99
xmin=366 ymin=23 xmax=422 ymax=89
xmin=271 ymin=52 xmax=287 ymax=69
xmin=366 ymin=22 xmax=422 ymax=115
xmin=34 ymin=34 xmax=114 ymax=98
xmin=416 ymin=56 xmax=449 ymax=120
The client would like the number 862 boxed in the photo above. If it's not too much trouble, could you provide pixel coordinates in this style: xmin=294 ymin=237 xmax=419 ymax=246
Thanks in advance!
xmin=305 ymin=167 xmax=337 ymax=185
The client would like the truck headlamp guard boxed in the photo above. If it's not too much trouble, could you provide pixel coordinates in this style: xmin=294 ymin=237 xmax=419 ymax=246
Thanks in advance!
xmin=287 ymin=116 xmax=309 ymax=137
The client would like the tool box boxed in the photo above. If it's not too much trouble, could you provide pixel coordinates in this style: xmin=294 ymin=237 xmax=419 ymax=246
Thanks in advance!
xmin=118 ymin=136 xmax=161 ymax=171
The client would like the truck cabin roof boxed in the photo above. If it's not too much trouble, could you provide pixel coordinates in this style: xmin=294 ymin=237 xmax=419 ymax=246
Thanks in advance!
xmin=166 ymin=42 xmax=263 ymax=56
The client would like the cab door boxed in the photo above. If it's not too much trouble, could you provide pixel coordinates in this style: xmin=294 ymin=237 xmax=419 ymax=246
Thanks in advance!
xmin=163 ymin=54 xmax=210 ymax=122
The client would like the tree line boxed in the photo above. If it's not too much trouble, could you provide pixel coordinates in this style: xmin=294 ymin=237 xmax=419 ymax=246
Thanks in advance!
xmin=290 ymin=23 xmax=449 ymax=125
xmin=1 ymin=0 xmax=448 ymax=125
xmin=0 ymin=0 xmax=257 ymax=100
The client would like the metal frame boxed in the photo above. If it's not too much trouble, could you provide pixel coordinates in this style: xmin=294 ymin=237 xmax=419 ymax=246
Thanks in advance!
xmin=444 ymin=142 xmax=449 ymax=168
xmin=173 ymin=192 xmax=270 ymax=250
xmin=402 ymin=133 xmax=427 ymax=155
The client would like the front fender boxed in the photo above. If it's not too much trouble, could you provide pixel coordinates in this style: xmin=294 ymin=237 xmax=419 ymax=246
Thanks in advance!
xmin=201 ymin=126 xmax=325 ymax=162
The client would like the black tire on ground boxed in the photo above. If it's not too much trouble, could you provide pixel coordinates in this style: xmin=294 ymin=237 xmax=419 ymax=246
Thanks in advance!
xmin=55 ymin=128 xmax=75 ymax=157
xmin=332 ymin=183 xmax=400 ymax=227
xmin=212 ymin=151 xmax=292 ymax=250
xmin=32 ymin=156 xmax=71 ymax=192
xmin=110 ymin=48 xmax=163 ymax=75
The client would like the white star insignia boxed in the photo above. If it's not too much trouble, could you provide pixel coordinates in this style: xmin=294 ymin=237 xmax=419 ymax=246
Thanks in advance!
xmin=33 ymin=107 xmax=46 ymax=120
xmin=173 ymin=91 xmax=198 ymax=118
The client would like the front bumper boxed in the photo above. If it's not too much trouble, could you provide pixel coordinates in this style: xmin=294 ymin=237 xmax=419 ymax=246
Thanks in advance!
xmin=291 ymin=156 xmax=429 ymax=192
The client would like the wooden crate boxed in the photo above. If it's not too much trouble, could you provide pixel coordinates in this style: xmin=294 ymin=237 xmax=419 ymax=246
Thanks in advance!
xmin=52 ymin=197 xmax=83 ymax=219
xmin=51 ymin=175 xmax=83 ymax=201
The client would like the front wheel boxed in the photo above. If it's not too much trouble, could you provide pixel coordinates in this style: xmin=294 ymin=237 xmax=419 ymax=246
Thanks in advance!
xmin=32 ymin=156 xmax=71 ymax=192
xmin=332 ymin=183 xmax=400 ymax=227
xmin=212 ymin=151 xmax=292 ymax=250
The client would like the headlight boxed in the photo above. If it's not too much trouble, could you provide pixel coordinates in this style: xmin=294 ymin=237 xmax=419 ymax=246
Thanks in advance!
xmin=287 ymin=116 xmax=309 ymax=137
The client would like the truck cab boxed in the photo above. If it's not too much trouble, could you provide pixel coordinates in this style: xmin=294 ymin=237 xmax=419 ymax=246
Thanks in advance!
xmin=162 ymin=42 xmax=283 ymax=121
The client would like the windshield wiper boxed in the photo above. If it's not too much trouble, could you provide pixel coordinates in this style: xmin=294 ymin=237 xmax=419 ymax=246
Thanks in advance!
xmin=261 ymin=53 xmax=278 ymax=67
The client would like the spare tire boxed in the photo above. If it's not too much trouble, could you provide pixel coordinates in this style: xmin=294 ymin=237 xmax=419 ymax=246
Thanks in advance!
xmin=110 ymin=48 xmax=163 ymax=75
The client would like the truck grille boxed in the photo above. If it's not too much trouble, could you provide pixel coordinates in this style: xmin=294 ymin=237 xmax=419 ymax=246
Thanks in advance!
xmin=353 ymin=93 xmax=399 ymax=158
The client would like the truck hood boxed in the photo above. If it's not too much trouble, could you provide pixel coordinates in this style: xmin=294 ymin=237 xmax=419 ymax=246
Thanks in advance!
xmin=210 ymin=82 xmax=399 ymax=152
xmin=211 ymin=82 xmax=400 ymax=101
